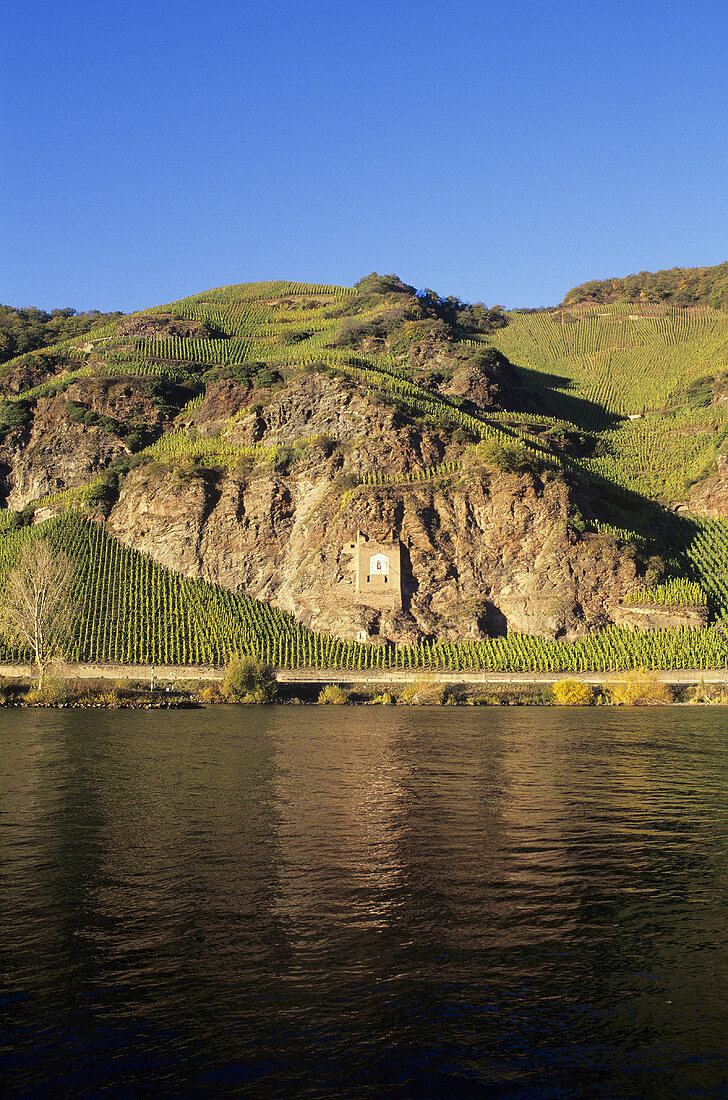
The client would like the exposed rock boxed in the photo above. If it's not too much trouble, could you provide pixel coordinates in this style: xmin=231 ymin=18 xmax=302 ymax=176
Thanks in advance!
xmin=405 ymin=325 xmax=455 ymax=375
xmin=0 ymin=363 xmax=647 ymax=643
xmin=440 ymin=351 xmax=522 ymax=414
xmin=190 ymin=380 xmax=253 ymax=433
xmin=0 ymin=393 xmax=129 ymax=508
xmin=115 ymin=314 xmax=214 ymax=340
xmin=688 ymin=454 xmax=728 ymax=517
xmin=1 ymin=353 xmax=69 ymax=395
xmin=612 ymin=604 xmax=709 ymax=631
xmin=0 ymin=377 xmax=172 ymax=509
xmin=61 ymin=375 xmax=167 ymax=427
xmin=107 ymin=421 xmax=642 ymax=645
xmin=212 ymin=371 xmax=448 ymax=475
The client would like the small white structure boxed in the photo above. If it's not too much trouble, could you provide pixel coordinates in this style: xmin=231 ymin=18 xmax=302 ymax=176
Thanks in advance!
xmin=370 ymin=553 xmax=389 ymax=576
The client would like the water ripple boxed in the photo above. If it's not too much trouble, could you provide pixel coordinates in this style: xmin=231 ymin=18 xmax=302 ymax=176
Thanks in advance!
xmin=1 ymin=707 xmax=728 ymax=1096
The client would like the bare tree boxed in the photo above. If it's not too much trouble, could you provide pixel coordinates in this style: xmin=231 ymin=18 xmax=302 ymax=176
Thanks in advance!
xmin=0 ymin=540 xmax=77 ymax=687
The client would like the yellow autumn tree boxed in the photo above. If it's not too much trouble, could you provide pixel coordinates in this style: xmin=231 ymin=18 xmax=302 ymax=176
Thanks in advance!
xmin=0 ymin=540 xmax=77 ymax=689
xmin=607 ymin=669 xmax=673 ymax=706
xmin=552 ymin=679 xmax=596 ymax=705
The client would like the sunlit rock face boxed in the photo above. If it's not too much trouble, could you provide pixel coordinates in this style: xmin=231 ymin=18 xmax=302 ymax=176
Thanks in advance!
xmin=689 ymin=455 xmax=728 ymax=518
xmin=104 ymin=373 xmax=641 ymax=645
xmin=612 ymin=604 xmax=709 ymax=632
xmin=0 ymin=363 xmax=642 ymax=645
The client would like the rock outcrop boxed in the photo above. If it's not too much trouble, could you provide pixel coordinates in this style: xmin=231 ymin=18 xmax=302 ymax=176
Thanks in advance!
xmin=0 ymin=375 xmax=174 ymax=509
xmin=0 ymin=394 xmax=127 ymax=508
xmin=0 ymin=362 xmax=647 ymax=644
xmin=114 ymin=314 xmax=214 ymax=340
xmin=104 ymin=371 xmax=643 ymax=643
xmin=612 ymin=603 xmax=709 ymax=631
xmin=688 ymin=454 xmax=728 ymax=517
xmin=440 ymin=351 xmax=525 ymax=414
xmin=1 ymin=353 xmax=68 ymax=395
xmin=106 ymin=458 xmax=641 ymax=644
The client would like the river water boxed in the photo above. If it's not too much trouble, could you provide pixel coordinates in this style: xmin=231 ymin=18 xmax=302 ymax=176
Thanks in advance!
xmin=2 ymin=706 xmax=728 ymax=1098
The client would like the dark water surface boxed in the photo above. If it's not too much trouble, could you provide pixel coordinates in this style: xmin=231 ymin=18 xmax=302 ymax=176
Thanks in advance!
xmin=2 ymin=706 xmax=728 ymax=1098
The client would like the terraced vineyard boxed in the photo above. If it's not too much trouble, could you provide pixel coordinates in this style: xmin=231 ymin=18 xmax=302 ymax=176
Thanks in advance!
xmin=490 ymin=303 xmax=728 ymax=499
xmin=1 ymin=277 xmax=728 ymax=673
xmin=33 ymin=286 xmax=728 ymax=507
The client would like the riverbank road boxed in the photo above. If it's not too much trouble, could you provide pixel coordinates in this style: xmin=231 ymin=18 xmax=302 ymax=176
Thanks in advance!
xmin=0 ymin=662 xmax=727 ymax=687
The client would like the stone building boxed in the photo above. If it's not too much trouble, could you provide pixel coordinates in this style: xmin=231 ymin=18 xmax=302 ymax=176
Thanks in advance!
xmin=344 ymin=531 xmax=403 ymax=612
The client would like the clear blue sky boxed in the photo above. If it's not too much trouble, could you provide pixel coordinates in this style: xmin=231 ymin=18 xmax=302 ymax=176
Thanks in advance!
xmin=3 ymin=0 xmax=728 ymax=312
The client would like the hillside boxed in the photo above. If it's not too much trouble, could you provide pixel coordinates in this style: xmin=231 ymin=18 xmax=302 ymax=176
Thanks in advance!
xmin=0 ymin=304 xmax=123 ymax=365
xmin=562 ymin=260 xmax=728 ymax=310
xmin=0 ymin=273 xmax=728 ymax=672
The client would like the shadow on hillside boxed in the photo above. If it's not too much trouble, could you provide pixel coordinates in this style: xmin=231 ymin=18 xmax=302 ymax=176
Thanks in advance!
xmin=511 ymin=365 xmax=622 ymax=431
xmin=572 ymin=473 xmax=707 ymax=594
xmin=400 ymin=542 xmax=417 ymax=614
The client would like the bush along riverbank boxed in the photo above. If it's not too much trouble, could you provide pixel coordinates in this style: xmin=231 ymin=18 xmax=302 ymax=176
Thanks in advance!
xmin=305 ymin=672 xmax=728 ymax=707
xmin=3 ymin=661 xmax=728 ymax=708
xmin=0 ymin=673 xmax=200 ymax=708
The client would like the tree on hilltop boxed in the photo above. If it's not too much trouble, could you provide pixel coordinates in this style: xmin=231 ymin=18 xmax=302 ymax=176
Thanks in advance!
xmin=0 ymin=304 xmax=124 ymax=365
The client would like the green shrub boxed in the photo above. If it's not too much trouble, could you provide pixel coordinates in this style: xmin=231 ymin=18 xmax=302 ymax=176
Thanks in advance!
xmin=353 ymin=273 xmax=414 ymax=297
xmin=684 ymin=374 xmax=716 ymax=409
xmin=222 ymin=656 xmax=276 ymax=702
xmin=254 ymin=367 xmax=282 ymax=388
xmin=87 ymin=472 xmax=120 ymax=517
xmin=474 ymin=437 xmax=546 ymax=475
xmin=4 ymin=508 xmax=32 ymax=531
xmin=278 ymin=331 xmax=311 ymax=347
xmin=126 ymin=427 xmax=155 ymax=453
xmin=26 ymin=675 xmax=69 ymax=706
xmin=0 ymin=398 xmax=34 ymax=439
xmin=318 ymin=683 xmax=348 ymax=704
xmin=66 ymin=400 xmax=123 ymax=435
xmin=271 ymin=446 xmax=295 ymax=473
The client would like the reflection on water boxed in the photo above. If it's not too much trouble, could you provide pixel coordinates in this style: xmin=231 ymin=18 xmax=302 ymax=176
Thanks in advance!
xmin=2 ymin=706 xmax=728 ymax=1097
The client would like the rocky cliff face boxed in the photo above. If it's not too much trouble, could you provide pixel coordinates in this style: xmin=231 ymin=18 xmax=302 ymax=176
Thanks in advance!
xmin=0 ymin=361 xmax=646 ymax=643
xmin=0 ymin=372 xmax=185 ymax=509
xmin=688 ymin=455 xmax=728 ymax=517
xmin=105 ymin=454 xmax=641 ymax=644
xmin=1 ymin=353 xmax=68 ymax=395
xmin=612 ymin=604 xmax=709 ymax=631
xmin=114 ymin=314 xmax=214 ymax=340
xmin=0 ymin=393 xmax=126 ymax=509
xmin=103 ymin=372 xmax=642 ymax=643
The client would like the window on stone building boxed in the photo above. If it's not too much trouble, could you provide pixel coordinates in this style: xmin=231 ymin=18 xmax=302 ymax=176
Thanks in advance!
xmin=370 ymin=553 xmax=389 ymax=575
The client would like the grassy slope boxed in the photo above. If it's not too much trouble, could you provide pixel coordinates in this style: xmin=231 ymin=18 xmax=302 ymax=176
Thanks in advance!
xmin=2 ymin=280 xmax=728 ymax=670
